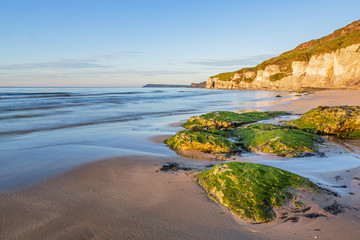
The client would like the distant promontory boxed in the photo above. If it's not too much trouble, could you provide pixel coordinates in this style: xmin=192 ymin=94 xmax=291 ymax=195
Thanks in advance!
xmin=143 ymin=81 xmax=207 ymax=88
xmin=143 ymin=84 xmax=190 ymax=88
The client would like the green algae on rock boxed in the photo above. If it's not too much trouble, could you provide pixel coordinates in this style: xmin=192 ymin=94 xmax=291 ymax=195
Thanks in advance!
xmin=194 ymin=162 xmax=317 ymax=223
xmin=189 ymin=126 xmax=237 ymax=139
xmin=235 ymin=123 xmax=323 ymax=157
xmin=182 ymin=111 xmax=288 ymax=130
xmin=165 ymin=130 xmax=238 ymax=153
xmin=286 ymin=106 xmax=360 ymax=139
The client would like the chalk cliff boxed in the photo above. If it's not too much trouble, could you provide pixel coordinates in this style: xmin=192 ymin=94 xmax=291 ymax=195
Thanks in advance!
xmin=207 ymin=20 xmax=360 ymax=90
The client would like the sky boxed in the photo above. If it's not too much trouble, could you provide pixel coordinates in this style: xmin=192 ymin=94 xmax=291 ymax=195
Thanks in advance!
xmin=1 ymin=0 xmax=360 ymax=87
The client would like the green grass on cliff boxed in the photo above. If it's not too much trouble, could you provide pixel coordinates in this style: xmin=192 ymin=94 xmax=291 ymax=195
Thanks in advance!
xmin=211 ymin=24 xmax=360 ymax=83
xmin=269 ymin=72 xmax=288 ymax=82
xmin=194 ymin=162 xmax=317 ymax=223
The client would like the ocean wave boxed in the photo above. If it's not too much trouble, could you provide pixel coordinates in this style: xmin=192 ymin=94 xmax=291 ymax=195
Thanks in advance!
xmin=0 ymin=109 xmax=195 ymax=136
xmin=0 ymin=113 xmax=49 ymax=120
xmin=0 ymin=103 xmax=88 ymax=112
xmin=0 ymin=91 xmax=151 ymax=100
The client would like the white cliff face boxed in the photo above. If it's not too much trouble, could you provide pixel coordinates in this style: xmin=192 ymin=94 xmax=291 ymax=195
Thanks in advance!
xmin=207 ymin=44 xmax=360 ymax=90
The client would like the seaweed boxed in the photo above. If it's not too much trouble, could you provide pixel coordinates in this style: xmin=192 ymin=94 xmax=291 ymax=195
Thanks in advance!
xmin=235 ymin=123 xmax=323 ymax=157
xmin=194 ymin=162 xmax=318 ymax=223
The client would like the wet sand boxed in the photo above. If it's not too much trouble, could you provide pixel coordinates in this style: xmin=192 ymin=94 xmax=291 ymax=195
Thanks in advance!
xmin=148 ymin=135 xmax=172 ymax=144
xmin=2 ymin=156 xmax=360 ymax=240
xmin=1 ymin=89 xmax=360 ymax=240
xmin=267 ymin=89 xmax=360 ymax=114
xmin=260 ymin=89 xmax=360 ymax=239
xmin=0 ymin=156 xmax=263 ymax=240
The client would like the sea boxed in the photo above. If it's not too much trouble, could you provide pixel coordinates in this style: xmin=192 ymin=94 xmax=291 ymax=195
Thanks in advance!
xmin=1 ymin=87 xmax=359 ymax=193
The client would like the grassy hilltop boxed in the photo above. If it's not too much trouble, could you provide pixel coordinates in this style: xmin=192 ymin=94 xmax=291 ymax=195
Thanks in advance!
xmin=211 ymin=19 xmax=360 ymax=83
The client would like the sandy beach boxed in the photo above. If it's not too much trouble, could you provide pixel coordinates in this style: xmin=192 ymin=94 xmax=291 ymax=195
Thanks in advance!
xmin=0 ymin=156 xmax=262 ymax=240
xmin=267 ymin=89 xmax=360 ymax=114
xmin=1 ymin=89 xmax=360 ymax=240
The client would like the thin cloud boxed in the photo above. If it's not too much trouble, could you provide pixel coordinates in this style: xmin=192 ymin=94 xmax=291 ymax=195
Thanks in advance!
xmin=0 ymin=68 xmax=203 ymax=79
xmin=109 ymin=69 xmax=202 ymax=76
xmin=0 ymin=59 xmax=111 ymax=70
xmin=116 ymin=51 xmax=145 ymax=57
xmin=0 ymin=51 xmax=146 ymax=70
xmin=188 ymin=53 xmax=277 ymax=67
xmin=93 ymin=51 xmax=146 ymax=59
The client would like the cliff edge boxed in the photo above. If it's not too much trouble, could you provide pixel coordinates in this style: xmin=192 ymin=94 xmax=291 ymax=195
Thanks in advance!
xmin=207 ymin=20 xmax=360 ymax=90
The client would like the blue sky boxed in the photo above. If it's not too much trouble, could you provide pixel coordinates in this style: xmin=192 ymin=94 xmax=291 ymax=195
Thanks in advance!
xmin=1 ymin=0 xmax=360 ymax=87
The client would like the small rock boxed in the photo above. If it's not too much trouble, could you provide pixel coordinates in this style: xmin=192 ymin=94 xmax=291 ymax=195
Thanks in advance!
xmin=159 ymin=162 xmax=192 ymax=172
xmin=330 ymin=185 xmax=347 ymax=188
xmin=283 ymin=216 xmax=299 ymax=223
xmin=335 ymin=175 xmax=344 ymax=181
xmin=323 ymin=201 xmax=345 ymax=215
xmin=303 ymin=213 xmax=327 ymax=219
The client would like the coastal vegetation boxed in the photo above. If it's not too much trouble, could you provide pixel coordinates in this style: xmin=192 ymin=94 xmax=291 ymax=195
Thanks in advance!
xmin=165 ymin=130 xmax=238 ymax=153
xmin=166 ymin=110 xmax=323 ymax=157
xmin=164 ymin=106 xmax=360 ymax=224
xmin=269 ymin=73 xmax=288 ymax=82
xmin=210 ymin=20 xmax=360 ymax=83
xmin=182 ymin=111 xmax=287 ymax=130
xmin=166 ymin=106 xmax=360 ymax=158
xmin=286 ymin=106 xmax=360 ymax=139
xmin=235 ymin=123 xmax=323 ymax=157
xmin=194 ymin=162 xmax=318 ymax=223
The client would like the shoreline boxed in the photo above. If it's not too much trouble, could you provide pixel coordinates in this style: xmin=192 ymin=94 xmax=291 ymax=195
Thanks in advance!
xmin=2 ymin=156 xmax=359 ymax=240
xmin=0 ymin=156 xmax=261 ymax=240
xmin=1 ymin=89 xmax=360 ymax=239
xmin=265 ymin=89 xmax=360 ymax=114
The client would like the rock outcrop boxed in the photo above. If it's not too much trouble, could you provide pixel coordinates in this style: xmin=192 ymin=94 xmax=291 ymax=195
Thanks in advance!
xmin=235 ymin=123 xmax=323 ymax=157
xmin=182 ymin=111 xmax=287 ymax=130
xmin=165 ymin=111 xmax=324 ymax=158
xmin=165 ymin=130 xmax=238 ymax=153
xmin=194 ymin=162 xmax=318 ymax=223
xmin=207 ymin=20 xmax=360 ymax=90
xmin=190 ymin=81 xmax=207 ymax=88
xmin=285 ymin=106 xmax=360 ymax=139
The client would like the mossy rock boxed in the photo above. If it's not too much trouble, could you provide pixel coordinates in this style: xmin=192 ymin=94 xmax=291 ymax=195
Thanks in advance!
xmin=285 ymin=106 xmax=360 ymax=139
xmin=183 ymin=111 xmax=288 ymax=130
xmin=189 ymin=126 xmax=236 ymax=138
xmin=165 ymin=130 xmax=238 ymax=153
xmin=235 ymin=123 xmax=323 ymax=157
xmin=195 ymin=162 xmax=317 ymax=223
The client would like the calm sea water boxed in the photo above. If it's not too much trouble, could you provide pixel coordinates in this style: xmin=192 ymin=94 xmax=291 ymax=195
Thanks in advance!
xmin=0 ymin=87 xmax=289 ymax=191
xmin=0 ymin=88 xmax=360 ymax=192
xmin=1 ymin=87 xmax=360 ymax=194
